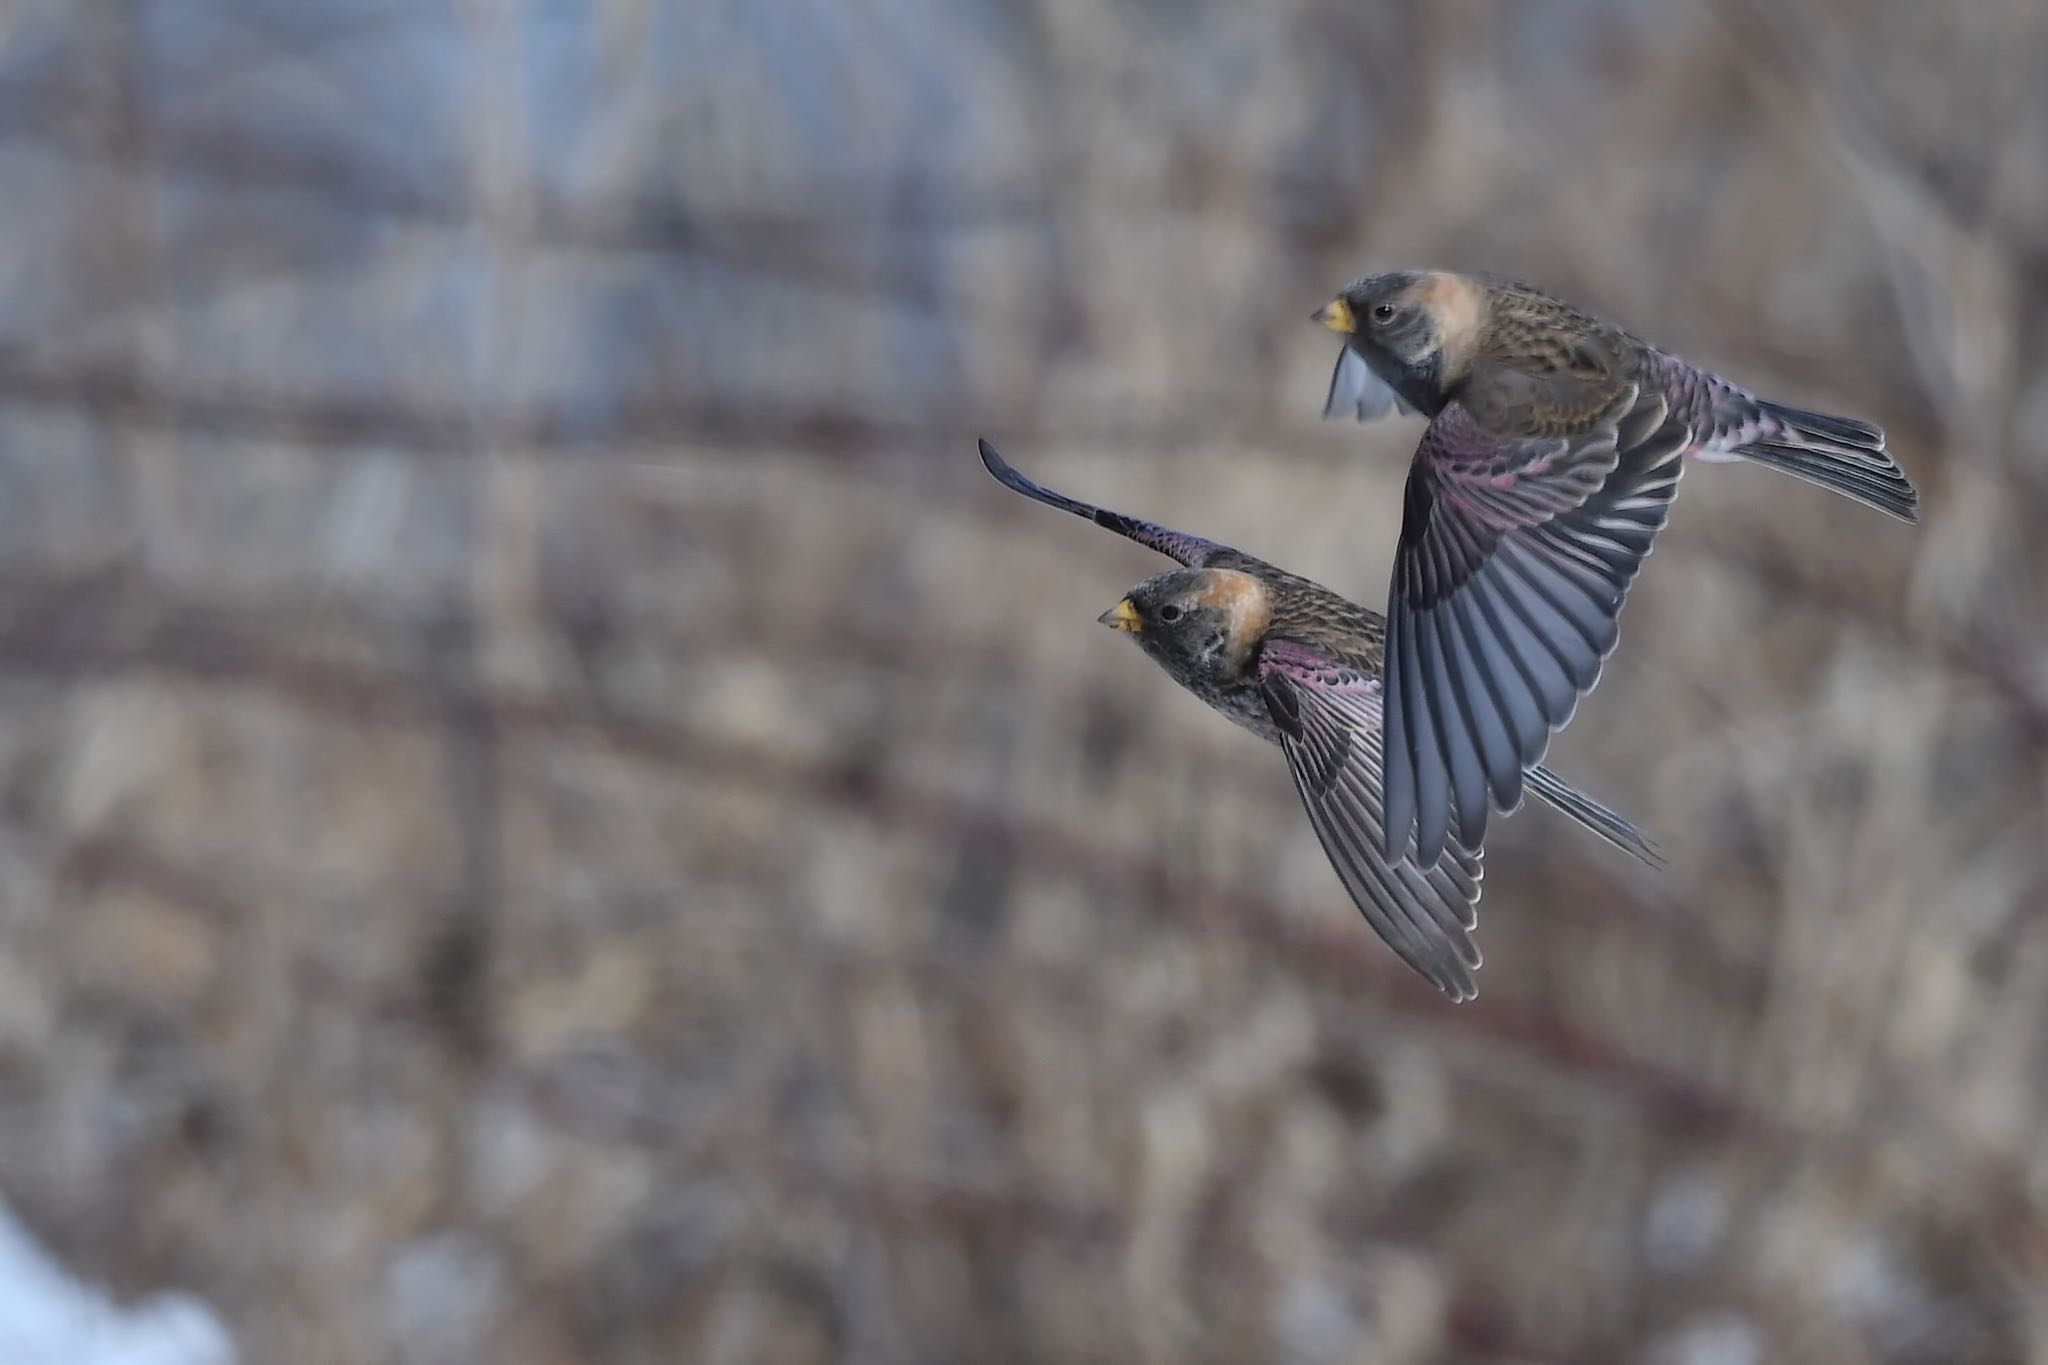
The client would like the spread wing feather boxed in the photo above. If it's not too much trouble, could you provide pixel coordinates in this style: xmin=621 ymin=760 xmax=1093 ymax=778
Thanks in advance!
xmin=1381 ymin=388 xmax=1688 ymax=866
xmin=1258 ymin=641 xmax=1484 ymax=1000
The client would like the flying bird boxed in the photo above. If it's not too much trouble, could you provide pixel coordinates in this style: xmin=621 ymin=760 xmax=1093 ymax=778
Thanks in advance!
xmin=1313 ymin=269 xmax=1919 ymax=867
xmin=978 ymin=437 xmax=1659 ymax=1002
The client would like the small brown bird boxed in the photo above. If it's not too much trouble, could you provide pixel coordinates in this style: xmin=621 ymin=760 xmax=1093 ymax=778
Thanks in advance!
xmin=1313 ymin=270 xmax=1919 ymax=866
xmin=979 ymin=438 xmax=1659 ymax=1001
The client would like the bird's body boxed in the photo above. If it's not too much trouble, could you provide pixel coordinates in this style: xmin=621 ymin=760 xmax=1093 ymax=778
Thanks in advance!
xmin=1315 ymin=270 xmax=1919 ymax=866
xmin=977 ymin=438 xmax=1659 ymax=1001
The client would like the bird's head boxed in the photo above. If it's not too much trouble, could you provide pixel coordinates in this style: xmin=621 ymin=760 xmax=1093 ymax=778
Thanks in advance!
xmin=1098 ymin=567 xmax=1271 ymax=681
xmin=1314 ymin=269 xmax=1485 ymax=415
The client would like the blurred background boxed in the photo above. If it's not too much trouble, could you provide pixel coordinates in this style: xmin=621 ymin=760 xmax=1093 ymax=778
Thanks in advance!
xmin=0 ymin=1 xmax=2043 ymax=1361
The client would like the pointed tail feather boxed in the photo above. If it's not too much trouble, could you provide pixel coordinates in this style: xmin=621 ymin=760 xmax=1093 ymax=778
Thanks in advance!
xmin=1523 ymin=764 xmax=1664 ymax=869
xmin=1738 ymin=402 xmax=1920 ymax=523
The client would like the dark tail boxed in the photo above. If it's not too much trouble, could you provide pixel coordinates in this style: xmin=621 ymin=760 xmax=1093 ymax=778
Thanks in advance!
xmin=1523 ymin=764 xmax=1664 ymax=869
xmin=1738 ymin=402 xmax=1920 ymax=523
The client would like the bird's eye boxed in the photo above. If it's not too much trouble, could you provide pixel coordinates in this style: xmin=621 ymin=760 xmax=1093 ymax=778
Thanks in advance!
xmin=1372 ymin=303 xmax=1397 ymax=323
xmin=1157 ymin=603 xmax=1184 ymax=624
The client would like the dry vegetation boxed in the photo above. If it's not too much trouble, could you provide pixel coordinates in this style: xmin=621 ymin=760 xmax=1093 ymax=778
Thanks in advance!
xmin=0 ymin=1 xmax=2043 ymax=1361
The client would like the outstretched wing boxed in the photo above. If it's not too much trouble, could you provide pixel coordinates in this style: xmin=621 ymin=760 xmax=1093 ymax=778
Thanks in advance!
xmin=1258 ymin=638 xmax=1485 ymax=1001
xmin=1381 ymin=386 xmax=1689 ymax=867
xmin=978 ymin=439 xmax=1230 ymax=566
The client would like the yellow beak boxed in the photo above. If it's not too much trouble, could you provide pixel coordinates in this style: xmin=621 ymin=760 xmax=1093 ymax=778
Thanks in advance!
xmin=1097 ymin=598 xmax=1142 ymax=634
xmin=1314 ymin=298 xmax=1356 ymax=334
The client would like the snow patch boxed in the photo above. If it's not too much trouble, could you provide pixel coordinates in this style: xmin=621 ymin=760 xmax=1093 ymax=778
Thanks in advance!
xmin=0 ymin=1203 xmax=234 ymax=1365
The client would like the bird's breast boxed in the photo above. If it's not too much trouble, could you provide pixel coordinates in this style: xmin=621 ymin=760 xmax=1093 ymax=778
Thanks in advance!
xmin=1181 ymin=672 xmax=1282 ymax=745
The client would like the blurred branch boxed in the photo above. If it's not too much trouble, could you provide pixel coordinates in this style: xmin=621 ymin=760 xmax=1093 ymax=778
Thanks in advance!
xmin=0 ymin=358 xmax=1256 ymax=457
xmin=0 ymin=574 xmax=1772 ymax=1147
xmin=1725 ymin=0 xmax=2027 ymax=461
xmin=1704 ymin=531 xmax=2048 ymax=749
xmin=9 ymin=344 xmax=2015 ymax=737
